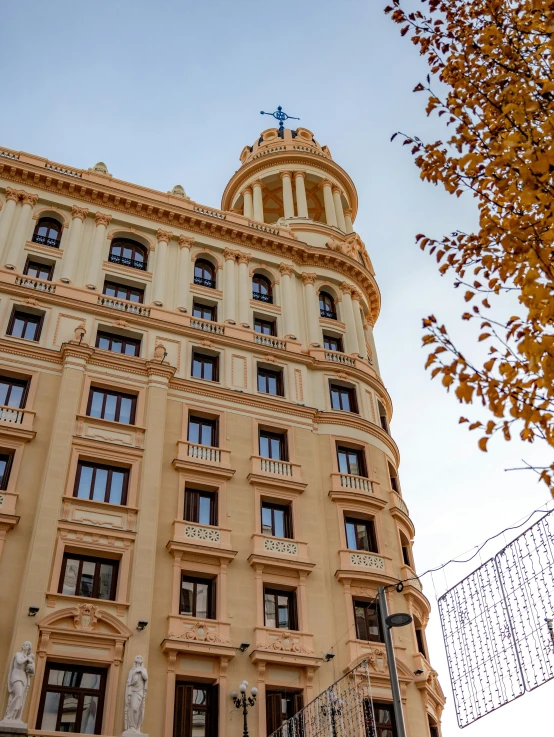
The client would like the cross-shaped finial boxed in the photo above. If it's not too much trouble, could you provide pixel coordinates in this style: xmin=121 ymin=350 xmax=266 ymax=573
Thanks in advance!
xmin=260 ymin=106 xmax=300 ymax=136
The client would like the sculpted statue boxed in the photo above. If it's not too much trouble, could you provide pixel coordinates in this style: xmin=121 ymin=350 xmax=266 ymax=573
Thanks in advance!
xmin=124 ymin=656 xmax=148 ymax=734
xmin=3 ymin=641 xmax=35 ymax=723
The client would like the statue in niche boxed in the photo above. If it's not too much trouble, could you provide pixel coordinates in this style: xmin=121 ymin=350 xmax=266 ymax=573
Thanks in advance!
xmin=123 ymin=656 xmax=148 ymax=735
xmin=2 ymin=641 xmax=35 ymax=724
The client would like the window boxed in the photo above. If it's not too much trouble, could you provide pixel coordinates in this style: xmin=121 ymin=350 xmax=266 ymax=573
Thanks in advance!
xmin=188 ymin=416 xmax=218 ymax=446
xmin=32 ymin=217 xmax=62 ymax=247
xmin=370 ymin=703 xmax=397 ymax=737
xmin=254 ymin=318 xmax=276 ymax=336
xmin=330 ymin=383 xmax=358 ymax=412
xmin=345 ymin=517 xmax=378 ymax=552
xmin=59 ymin=553 xmax=118 ymax=600
xmin=174 ymin=683 xmax=218 ymax=737
xmin=388 ymin=463 xmax=399 ymax=493
xmin=0 ymin=452 xmax=14 ymax=490
xmin=24 ymin=259 xmax=53 ymax=281
xmin=38 ymin=663 xmax=106 ymax=734
xmin=266 ymin=692 xmax=304 ymax=737
xmin=7 ymin=309 xmax=43 ymax=341
xmin=354 ymin=600 xmax=382 ymax=642
xmin=400 ymin=532 xmax=412 ymax=567
xmin=259 ymin=430 xmax=287 ymax=460
xmin=191 ymin=352 xmax=218 ymax=381
xmin=337 ymin=446 xmax=366 ymax=477
xmin=0 ymin=376 xmax=28 ymax=408
xmin=109 ymin=238 xmax=147 ymax=270
xmin=103 ymin=280 xmax=144 ymax=303
xmin=264 ymin=588 xmax=297 ymax=630
xmin=257 ymin=367 xmax=284 ymax=396
xmin=74 ymin=462 xmax=128 ymax=505
xmin=96 ymin=331 xmax=141 ymax=357
xmin=180 ymin=575 xmax=215 ymax=619
xmin=416 ymin=624 xmax=427 ymax=658
xmin=428 ymin=717 xmax=440 ymax=737
xmin=323 ymin=334 xmax=343 ymax=352
xmin=87 ymin=388 xmax=136 ymax=425
xmin=319 ymin=291 xmax=336 ymax=319
xmin=252 ymin=274 xmax=273 ymax=303
xmin=194 ymin=259 xmax=216 ymax=288
xmin=262 ymin=502 xmax=292 ymax=538
xmin=378 ymin=401 xmax=389 ymax=433
xmin=192 ymin=302 xmax=216 ymax=321
xmin=184 ymin=489 xmax=217 ymax=526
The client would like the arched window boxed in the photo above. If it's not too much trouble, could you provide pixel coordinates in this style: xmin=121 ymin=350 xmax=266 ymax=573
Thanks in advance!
xmin=32 ymin=217 xmax=62 ymax=248
xmin=319 ymin=291 xmax=337 ymax=319
xmin=252 ymin=274 xmax=273 ymax=303
xmin=194 ymin=259 xmax=216 ymax=288
xmin=108 ymin=238 xmax=148 ymax=271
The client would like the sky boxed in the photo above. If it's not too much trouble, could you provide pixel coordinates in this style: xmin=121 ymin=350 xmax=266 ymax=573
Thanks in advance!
xmin=2 ymin=1 xmax=553 ymax=734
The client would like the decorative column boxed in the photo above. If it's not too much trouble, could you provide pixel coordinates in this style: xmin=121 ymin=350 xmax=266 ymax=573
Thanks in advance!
xmin=176 ymin=235 xmax=194 ymax=310
xmin=5 ymin=191 xmax=39 ymax=270
xmin=279 ymin=263 xmax=297 ymax=337
xmin=332 ymin=186 xmax=347 ymax=232
xmin=301 ymin=273 xmax=320 ymax=346
xmin=340 ymin=283 xmax=359 ymax=354
xmin=85 ymin=212 xmax=112 ymax=289
xmin=321 ymin=180 xmax=337 ymax=228
xmin=223 ymin=248 xmax=237 ymax=322
xmin=280 ymin=171 xmax=295 ymax=219
xmin=252 ymin=181 xmax=264 ymax=223
xmin=237 ymin=252 xmax=251 ymax=325
xmin=344 ymin=208 xmax=354 ymax=234
xmin=242 ymin=188 xmax=253 ymax=219
xmin=0 ymin=188 xmax=20 ymax=263
xmin=351 ymin=289 xmax=367 ymax=358
xmin=152 ymin=229 xmax=173 ymax=306
xmin=59 ymin=205 xmax=89 ymax=282
xmin=294 ymin=172 xmax=309 ymax=218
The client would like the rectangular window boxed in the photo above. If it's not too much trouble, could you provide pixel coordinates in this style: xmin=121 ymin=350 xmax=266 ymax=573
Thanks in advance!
xmin=416 ymin=627 xmax=427 ymax=658
xmin=7 ymin=309 xmax=43 ymax=341
xmin=24 ymin=259 xmax=53 ymax=281
xmin=323 ymin=334 xmax=343 ymax=352
xmin=59 ymin=554 xmax=118 ymax=600
xmin=87 ymin=388 xmax=136 ymax=425
xmin=184 ymin=488 xmax=217 ymax=526
xmin=191 ymin=352 xmax=218 ymax=381
xmin=266 ymin=692 xmax=304 ymax=737
xmin=428 ymin=718 xmax=440 ymax=737
xmin=330 ymin=383 xmax=358 ymax=412
xmin=74 ymin=462 xmax=129 ymax=505
xmin=261 ymin=502 xmax=292 ymax=538
xmin=96 ymin=331 xmax=141 ymax=357
xmin=259 ymin=430 xmax=287 ymax=461
xmin=345 ymin=517 xmax=378 ymax=552
xmin=402 ymin=545 xmax=411 ymax=567
xmin=192 ymin=302 xmax=216 ymax=321
xmin=354 ymin=600 xmax=382 ymax=642
xmin=0 ymin=452 xmax=14 ymax=490
xmin=264 ymin=588 xmax=297 ymax=630
xmin=337 ymin=446 xmax=366 ymax=476
xmin=38 ymin=663 xmax=106 ymax=734
xmin=174 ymin=683 xmax=219 ymax=737
xmin=0 ymin=376 xmax=29 ymax=408
xmin=257 ymin=367 xmax=284 ymax=396
xmin=103 ymin=280 xmax=144 ymax=303
xmin=370 ymin=703 xmax=397 ymax=737
xmin=180 ymin=575 xmax=215 ymax=619
xmin=254 ymin=318 xmax=276 ymax=336
xmin=378 ymin=401 xmax=390 ymax=433
xmin=188 ymin=416 xmax=218 ymax=447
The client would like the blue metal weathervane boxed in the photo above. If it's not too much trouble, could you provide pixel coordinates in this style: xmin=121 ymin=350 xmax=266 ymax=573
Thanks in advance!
xmin=260 ymin=106 xmax=300 ymax=135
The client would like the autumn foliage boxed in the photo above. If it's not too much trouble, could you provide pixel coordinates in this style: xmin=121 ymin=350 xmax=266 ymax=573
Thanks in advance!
xmin=385 ymin=0 xmax=554 ymax=489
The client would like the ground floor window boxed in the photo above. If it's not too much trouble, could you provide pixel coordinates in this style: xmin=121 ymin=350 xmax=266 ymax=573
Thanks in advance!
xmin=266 ymin=691 xmax=304 ymax=736
xmin=365 ymin=702 xmax=397 ymax=737
xmin=37 ymin=663 xmax=106 ymax=734
xmin=173 ymin=682 xmax=218 ymax=737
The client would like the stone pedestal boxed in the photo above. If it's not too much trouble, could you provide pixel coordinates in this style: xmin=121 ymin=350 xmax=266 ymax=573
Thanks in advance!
xmin=0 ymin=720 xmax=28 ymax=737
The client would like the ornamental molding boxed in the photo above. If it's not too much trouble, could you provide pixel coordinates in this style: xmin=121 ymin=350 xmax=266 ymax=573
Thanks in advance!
xmin=21 ymin=192 xmax=39 ymax=207
xmin=178 ymin=234 xmax=195 ymax=249
xmin=169 ymin=620 xmax=230 ymax=644
xmin=5 ymin=186 xmax=19 ymax=202
xmin=279 ymin=262 xmax=295 ymax=276
xmin=301 ymin=272 xmax=317 ymax=285
xmin=156 ymin=228 xmax=174 ymax=243
xmin=260 ymin=631 xmax=310 ymax=654
xmin=94 ymin=212 xmax=112 ymax=227
xmin=71 ymin=205 xmax=89 ymax=221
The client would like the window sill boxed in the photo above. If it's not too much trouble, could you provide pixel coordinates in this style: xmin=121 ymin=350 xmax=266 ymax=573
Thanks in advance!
xmin=61 ymin=496 xmax=138 ymax=533
xmin=45 ymin=591 xmax=130 ymax=616
xmin=164 ymin=614 xmax=235 ymax=656
xmin=250 ymin=626 xmax=320 ymax=666
xmin=75 ymin=414 xmax=145 ymax=450
xmin=248 ymin=455 xmax=306 ymax=492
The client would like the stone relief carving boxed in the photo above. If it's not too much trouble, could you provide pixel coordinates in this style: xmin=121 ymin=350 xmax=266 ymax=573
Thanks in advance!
xmin=169 ymin=621 xmax=229 ymax=644
xmin=262 ymin=631 xmax=310 ymax=654
xmin=73 ymin=603 xmax=99 ymax=631
xmin=263 ymin=538 xmax=298 ymax=556
xmin=184 ymin=524 xmax=220 ymax=543
xmin=350 ymin=553 xmax=385 ymax=570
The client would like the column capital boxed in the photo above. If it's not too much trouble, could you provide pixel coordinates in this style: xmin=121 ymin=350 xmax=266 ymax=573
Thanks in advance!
xmin=301 ymin=272 xmax=317 ymax=285
xmin=351 ymin=288 xmax=362 ymax=301
xmin=241 ymin=186 xmax=253 ymax=196
xmin=178 ymin=235 xmax=194 ymax=249
xmin=293 ymin=170 xmax=306 ymax=179
xmin=332 ymin=185 xmax=342 ymax=195
xmin=5 ymin=187 xmax=20 ymax=202
xmin=237 ymin=251 xmax=252 ymax=265
xmin=71 ymin=205 xmax=89 ymax=221
xmin=319 ymin=179 xmax=333 ymax=190
xmin=251 ymin=179 xmax=263 ymax=189
xmin=279 ymin=170 xmax=293 ymax=181
xmin=279 ymin=262 xmax=295 ymax=276
xmin=156 ymin=228 xmax=174 ymax=243
xmin=21 ymin=192 xmax=39 ymax=207
xmin=223 ymin=247 xmax=239 ymax=261
xmin=340 ymin=280 xmax=355 ymax=296
xmin=94 ymin=212 xmax=112 ymax=227
xmin=344 ymin=208 xmax=352 ymax=217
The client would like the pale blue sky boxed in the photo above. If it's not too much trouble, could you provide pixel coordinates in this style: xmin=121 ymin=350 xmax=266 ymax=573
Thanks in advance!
xmin=2 ymin=1 xmax=552 ymax=733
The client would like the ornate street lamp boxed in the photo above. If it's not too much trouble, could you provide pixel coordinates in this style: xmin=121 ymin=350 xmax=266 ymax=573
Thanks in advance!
xmin=231 ymin=680 xmax=258 ymax=737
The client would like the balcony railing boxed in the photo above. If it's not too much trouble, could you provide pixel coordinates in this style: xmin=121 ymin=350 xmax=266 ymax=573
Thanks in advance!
xmin=15 ymin=275 xmax=56 ymax=294
xmin=190 ymin=317 xmax=224 ymax=335
xmin=97 ymin=295 xmax=150 ymax=316
xmin=254 ymin=334 xmax=285 ymax=350
xmin=32 ymin=234 xmax=60 ymax=248
xmin=194 ymin=276 xmax=216 ymax=289
xmin=108 ymin=253 xmax=147 ymax=271
xmin=260 ymin=458 xmax=293 ymax=476
xmin=252 ymin=291 xmax=273 ymax=304
xmin=187 ymin=443 xmax=221 ymax=463
xmin=324 ymin=350 xmax=355 ymax=366
xmin=0 ymin=405 xmax=25 ymax=424
xmin=391 ymin=490 xmax=409 ymax=517
xmin=339 ymin=473 xmax=373 ymax=493
xmin=320 ymin=309 xmax=337 ymax=320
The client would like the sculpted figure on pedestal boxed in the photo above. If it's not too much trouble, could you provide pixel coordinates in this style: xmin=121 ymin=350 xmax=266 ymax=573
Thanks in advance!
xmin=2 ymin=641 xmax=35 ymax=724
xmin=123 ymin=656 xmax=148 ymax=735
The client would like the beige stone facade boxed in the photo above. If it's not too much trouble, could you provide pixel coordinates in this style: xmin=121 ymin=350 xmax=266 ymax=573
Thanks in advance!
xmin=0 ymin=129 xmax=444 ymax=737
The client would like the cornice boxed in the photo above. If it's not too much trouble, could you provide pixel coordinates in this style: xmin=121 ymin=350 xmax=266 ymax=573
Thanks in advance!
xmin=315 ymin=411 xmax=400 ymax=465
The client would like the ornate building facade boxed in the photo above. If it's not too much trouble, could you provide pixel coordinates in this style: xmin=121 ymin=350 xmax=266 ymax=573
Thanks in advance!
xmin=0 ymin=127 xmax=444 ymax=737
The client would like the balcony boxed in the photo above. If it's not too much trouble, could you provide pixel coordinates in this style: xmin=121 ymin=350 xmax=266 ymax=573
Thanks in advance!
xmin=190 ymin=316 xmax=225 ymax=335
xmin=108 ymin=253 xmax=147 ymax=271
xmin=60 ymin=496 xmax=138 ymax=533
xmin=338 ymin=548 xmax=388 ymax=575
xmin=320 ymin=308 xmax=337 ymax=320
xmin=252 ymin=291 xmax=273 ymax=304
xmin=0 ymin=404 xmax=36 ymax=441
xmin=309 ymin=347 xmax=377 ymax=379
xmin=254 ymin=334 xmax=286 ymax=350
xmin=173 ymin=441 xmax=234 ymax=480
xmin=15 ymin=274 xmax=56 ymax=294
xmin=329 ymin=473 xmax=387 ymax=512
xmin=248 ymin=533 xmax=313 ymax=574
xmin=172 ymin=520 xmax=232 ymax=551
xmin=250 ymin=626 xmax=320 ymax=668
xmin=97 ymin=294 xmax=150 ymax=316
xmin=163 ymin=614 xmax=236 ymax=659
xmin=194 ymin=275 xmax=216 ymax=289
xmin=248 ymin=455 xmax=306 ymax=492
xmin=32 ymin=233 xmax=60 ymax=248
xmin=75 ymin=414 xmax=145 ymax=450
xmin=389 ymin=490 xmax=415 ymax=537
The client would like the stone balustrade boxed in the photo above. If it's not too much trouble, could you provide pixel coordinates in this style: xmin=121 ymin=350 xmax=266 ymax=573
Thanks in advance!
xmin=15 ymin=274 xmax=56 ymax=293
xmin=97 ymin=295 xmax=151 ymax=316
xmin=338 ymin=549 xmax=388 ymax=574
xmin=190 ymin=316 xmax=225 ymax=335
xmin=172 ymin=520 xmax=232 ymax=550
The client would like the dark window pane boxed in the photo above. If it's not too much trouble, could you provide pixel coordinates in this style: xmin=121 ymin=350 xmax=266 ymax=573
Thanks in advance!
xmin=262 ymin=506 xmax=273 ymax=535
xmin=61 ymin=558 xmax=79 ymax=596
xmin=41 ymin=692 xmax=60 ymax=731
xmin=273 ymin=508 xmax=285 ymax=538
xmin=180 ymin=580 xmax=194 ymax=615
xmin=104 ymin=394 xmax=117 ymax=422
xmin=79 ymin=560 xmax=95 ymax=597
xmin=119 ymin=397 xmax=133 ymax=424
xmin=76 ymin=465 xmax=93 ymax=499
xmin=98 ymin=564 xmax=114 ymax=600
xmin=89 ymin=391 xmax=104 ymax=418
xmin=92 ymin=468 xmax=108 ymax=502
xmin=109 ymin=471 xmax=125 ymax=505
xmin=198 ymin=496 xmax=212 ymax=525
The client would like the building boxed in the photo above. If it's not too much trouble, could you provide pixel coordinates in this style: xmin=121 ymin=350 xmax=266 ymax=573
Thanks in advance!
xmin=0 ymin=125 xmax=445 ymax=737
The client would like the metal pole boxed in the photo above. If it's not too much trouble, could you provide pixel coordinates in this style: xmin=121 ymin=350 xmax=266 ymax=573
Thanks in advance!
xmin=378 ymin=587 xmax=408 ymax=737
xmin=242 ymin=693 xmax=249 ymax=737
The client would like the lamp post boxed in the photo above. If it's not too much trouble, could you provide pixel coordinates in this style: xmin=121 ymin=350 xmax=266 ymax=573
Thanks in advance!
xmin=231 ymin=680 xmax=258 ymax=737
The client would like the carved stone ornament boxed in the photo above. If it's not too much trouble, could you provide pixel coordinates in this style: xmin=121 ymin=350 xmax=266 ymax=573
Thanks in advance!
xmin=365 ymin=645 xmax=387 ymax=674
xmin=340 ymin=280 xmax=355 ymax=295
xmin=178 ymin=235 xmax=195 ymax=249
xmin=5 ymin=187 xmax=20 ymax=202
xmin=73 ymin=603 xmax=99 ymax=631
xmin=169 ymin=621 xmax=228 ymax=644
xmin=89 ymin=161 xmax=111 ymax=176
xmin=0 ymin=641 xmax=35 ymax=725
xmin=20 ymin=192 xmax=39 ymax=207
xmin=301 ymin=272 xmax=317 ymax=285
xmin=74 ymin=324 xmax=86 ymax=342
xmin=156 ymin=228 xmax=173 ymax=243
xmin=169 ymin=184 xmax=188 ymax=198
xmin=262 ymin=632 xmax=309 ymax=654
xmin=95 ymin=212 xmax=112 ymax=227
xmin=223 ymin=247 xmax=238 ymax=261
xmin=153 ymin=343 xmax=166 ymax=360
xmin=237 ymin=252 xmax=252 ymax=265
xmin=279 ymin=262 xmax=295 ymax=276
xmin=71 ymin=205 xmax=89 ymax=221
xmin=123 ymin=656 xmax=148 ymax=736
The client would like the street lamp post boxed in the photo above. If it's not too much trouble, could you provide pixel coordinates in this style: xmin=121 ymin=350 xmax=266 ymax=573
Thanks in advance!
xmin=231 ymin=680 xmax=258 ymax=737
